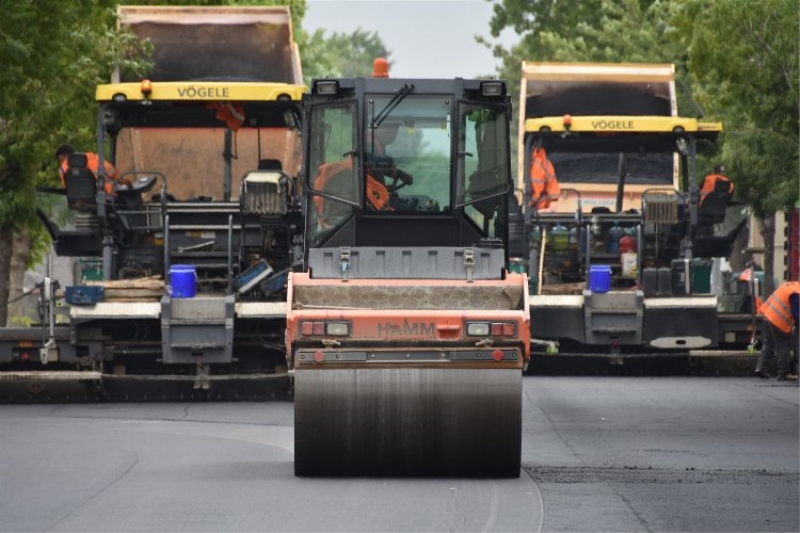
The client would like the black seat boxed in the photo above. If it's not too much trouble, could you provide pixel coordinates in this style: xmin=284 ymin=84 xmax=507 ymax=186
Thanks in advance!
xmin=699 ymin=179 xmax=733 ymax=225
xmin=64 ymin=153 xmax=97 ymax=212
xmin=258 ymin=159 xmax=283 ymax=171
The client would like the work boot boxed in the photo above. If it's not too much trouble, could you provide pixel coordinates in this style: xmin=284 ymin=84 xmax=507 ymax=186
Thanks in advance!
xmin=753 ymin=350 xmax=769 ymax=379
xmin=754 ymin=353 xmax=769 ymax=379
xmin=776 ymin=373 xmax=798 ymax=382
xmin=754 ymin=368 xmax=770 ymax=379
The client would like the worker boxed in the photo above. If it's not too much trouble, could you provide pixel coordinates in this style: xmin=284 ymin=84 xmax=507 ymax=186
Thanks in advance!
xmin=366 ymin=120 xmax=413 ymax=192
xmin=529 ymin=145 xmax=560 ymax=210
xmin=754 ymin=280 xmax=800 ymax=381
xmin=313 ymin=122 xmax=412 ymax=227
xmin=698 ymin=164 xmax=733 ymax=208
xmin=55 ymin=143 xmax=125 ymax=195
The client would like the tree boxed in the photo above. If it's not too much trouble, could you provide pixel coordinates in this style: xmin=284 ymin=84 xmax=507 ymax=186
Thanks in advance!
xmin=485 ymin=0 xmax=709 ymax=121
xmin=0 ymin=1 xmax=149 ymax=326
xmin=298 ymin=28 xmax=390 ymax=85
xmin=487 ymin=0 xmax=799 ymax=291
xmin=482 ymin=0 xmax=712 ymax=188
xmin=683 ymin=0 xmax=800 ymax=293
xmin=680 ymin=0 xmax=799 ymax=294
xmin=0 ymin=0 xmax=389 ymax=326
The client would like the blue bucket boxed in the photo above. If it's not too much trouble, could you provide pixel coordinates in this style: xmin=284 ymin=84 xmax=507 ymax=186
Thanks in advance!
xmin=170 ymin=264 xmax=196 ymax=298
xmin=589 ymin=265 xmax=612 ymax=293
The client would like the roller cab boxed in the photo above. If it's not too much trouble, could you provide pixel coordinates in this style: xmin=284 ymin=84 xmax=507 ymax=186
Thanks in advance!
xmin=289 ymin=77 xmax=528 ymax=476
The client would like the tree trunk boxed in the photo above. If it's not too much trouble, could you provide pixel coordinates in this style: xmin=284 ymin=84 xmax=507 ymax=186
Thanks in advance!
xmin=0 ymin=228 xmax=13 ymax=327
xmin=7 ymin=231 xmax=32 ymax=326
xmin=760 ymin=214 xmax=776 ymax=297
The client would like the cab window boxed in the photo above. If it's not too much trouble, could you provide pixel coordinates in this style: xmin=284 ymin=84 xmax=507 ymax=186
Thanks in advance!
xmin=458 ymin=103 xmax=510 ymax=238
xmin=365 ymin=95 xmax=452 ymax=213
xmin=307 ymin=101 xmax=359 ymax=245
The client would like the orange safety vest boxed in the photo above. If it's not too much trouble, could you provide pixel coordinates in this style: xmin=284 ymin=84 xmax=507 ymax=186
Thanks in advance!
xmin=759 ymin=281 xmax=800 ymax=334
xmin=529 ymin=146 xmax=560 ymax=209
xmin=205 ymin=101 xmax=245 ymax=131
xmin=59 ymin=153 xmax=120 ymax=195
xmin=313 ymin=158 xmax=391 ymax=227
xmin=698 ymin=173 xmax=733 ymax=207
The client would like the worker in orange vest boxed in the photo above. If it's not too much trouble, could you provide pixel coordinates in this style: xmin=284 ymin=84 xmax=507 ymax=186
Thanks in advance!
xmin=313 ymin=122 xmax=412 ymax=228
xmin=313 ymin=158 xmax=393 ymax=228
xmin=366 ymin=120 xmax=413 ymax=192
xmin=205 ymin=101 xmax=245 ymax=131
xmin=755 ymin=281 xmax=800 ymax=381
xmin=56 ymin=143 xmax=125 ymax=195
xmin=698 ymin=164 xmax=733 ymax=208
xmin=529 ymin=145 xmax=560 ymax=210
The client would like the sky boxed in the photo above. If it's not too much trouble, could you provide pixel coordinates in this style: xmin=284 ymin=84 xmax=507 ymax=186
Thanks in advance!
xmin=302 ymin=0 xmax=519 ymax=79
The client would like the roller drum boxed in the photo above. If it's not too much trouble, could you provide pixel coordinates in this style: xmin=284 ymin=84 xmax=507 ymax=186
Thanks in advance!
xmin=294 ymin=367 xmax=522 ymax=477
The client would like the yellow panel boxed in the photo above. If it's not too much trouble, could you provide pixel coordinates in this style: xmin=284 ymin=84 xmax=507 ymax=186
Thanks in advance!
xmin=524 ymin=115 xmax=722 ymax=134
xmin=96 ymin=82 xmax=306 ymax=102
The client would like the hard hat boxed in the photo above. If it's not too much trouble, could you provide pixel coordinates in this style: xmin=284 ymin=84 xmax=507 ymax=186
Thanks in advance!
xmin=372 ymin=57 xmax=389 ymax=78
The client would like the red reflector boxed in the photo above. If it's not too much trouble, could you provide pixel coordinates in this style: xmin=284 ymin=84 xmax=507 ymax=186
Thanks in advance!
xmin=312 ymin=322 xmax=325 ymax=336
xmin=503 ymin=323 xmax=515 ymax=336
xmin=492 ymin=349 xmax=504 ymax=362
xmin=491 ymin=323 xmax=504 ymax=336
xmin=313 ymin=350 xmax=325 ymax=363
xmin=301 ymin=322 xmax=314 ymax=336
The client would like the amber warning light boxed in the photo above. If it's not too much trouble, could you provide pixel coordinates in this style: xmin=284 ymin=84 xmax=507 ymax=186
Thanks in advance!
xmin=372 ymin=57 xmax=389 ymax=78
xmin=140 ymin=79 xmax=153 ymax=97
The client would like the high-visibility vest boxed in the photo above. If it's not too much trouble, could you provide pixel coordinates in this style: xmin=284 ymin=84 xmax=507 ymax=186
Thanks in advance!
xmin=59 ymin=153 xmax=120 ymax=195
xmin=759 ymin=281 xmax=800 ymax=333
xmin=365 ymin=174 xmax=390 ymax=210
xmin=205 ymin=101 xmax=245 ymax=131
xmin=698 ymin=173 xmax=733 ymax=207
xmin=529 ymin=146 xmax=560 ymax=209
xmin=313 ymin=158 xmax=391 ymax=227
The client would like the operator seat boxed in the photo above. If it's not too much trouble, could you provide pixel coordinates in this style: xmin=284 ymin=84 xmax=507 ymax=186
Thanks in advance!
xmin=240 ymin=159 xmax=289 ymax=215
xmin=258 ymin=159 xmax=283 ymax=171
xmin=64 ymin=153 xmax=97 ymax=212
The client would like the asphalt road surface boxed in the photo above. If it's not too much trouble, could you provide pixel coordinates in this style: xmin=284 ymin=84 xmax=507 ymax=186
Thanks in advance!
xmin=1 ymin=377 xmax=797 ymax=532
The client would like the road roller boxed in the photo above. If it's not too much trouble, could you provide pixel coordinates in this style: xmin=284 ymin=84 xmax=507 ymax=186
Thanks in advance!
xmin=288 ymin=76 xmax=530 ymax=476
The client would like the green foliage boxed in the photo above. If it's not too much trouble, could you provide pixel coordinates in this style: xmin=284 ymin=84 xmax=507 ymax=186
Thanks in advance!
xmin=488 ymin=0 xmax=799 ymax=220
xmin=684 ymin=0 xmax=799 ymax=217
xmin=486 ymin=0 xmax=705 ymax=118
xmin=298 ymin=27 xmax=390 ymax=85
xmin=0 ymin=1 xmax=150 ymax=237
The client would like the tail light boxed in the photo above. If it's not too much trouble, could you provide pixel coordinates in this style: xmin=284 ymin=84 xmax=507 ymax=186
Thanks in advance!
xmin=465 ymin=321 xmax=516 ymax=337
xmin=300 ymin=321 xmax=351 ymax=337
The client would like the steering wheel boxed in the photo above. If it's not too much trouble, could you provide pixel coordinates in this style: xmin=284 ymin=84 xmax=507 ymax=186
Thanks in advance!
xmin=386 ymin=174 xmax=410 ymax=193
